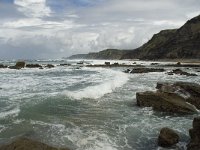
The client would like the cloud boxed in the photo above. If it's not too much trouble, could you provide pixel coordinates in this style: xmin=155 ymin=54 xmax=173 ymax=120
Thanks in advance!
xmin=0 ymin=0 xmax=200 ymax=59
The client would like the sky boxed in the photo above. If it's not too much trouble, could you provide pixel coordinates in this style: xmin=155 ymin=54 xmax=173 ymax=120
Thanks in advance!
xmin=0 ymin=0 xmax=200 ymax=59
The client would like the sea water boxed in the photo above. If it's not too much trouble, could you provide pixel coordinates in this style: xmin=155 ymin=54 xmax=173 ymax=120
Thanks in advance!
xmin=0 ymin=59 xmax=199 ymax=150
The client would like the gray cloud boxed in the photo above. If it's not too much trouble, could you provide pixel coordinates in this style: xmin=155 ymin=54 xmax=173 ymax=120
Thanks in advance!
xmin=0 ymin=0 xmax=200 ymax=59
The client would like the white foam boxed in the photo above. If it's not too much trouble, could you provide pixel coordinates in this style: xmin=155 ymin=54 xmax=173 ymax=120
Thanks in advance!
xmin=64 ymin=69 xmax=129 ymax=99
xmin=0 ymin=107 xmax=20 ymax=119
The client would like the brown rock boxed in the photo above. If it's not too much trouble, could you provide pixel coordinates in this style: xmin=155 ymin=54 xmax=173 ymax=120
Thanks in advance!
xmin=158 ymin=127 xmax=179 ymax=147
xmin=0 ymin=138 xmax=70 ymax=150
xmin=15 ymin=61 xmax=26 ymax=69
xmin=187 ymin=117 xmax=200 ymax=150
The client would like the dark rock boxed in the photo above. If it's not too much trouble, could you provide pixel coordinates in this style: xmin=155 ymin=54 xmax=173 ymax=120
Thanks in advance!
xmin=158 ymin=127 xmax=179 ymax=147
xmin=167 ymin=69 xmax=198 ymax=76
xmin=123 ymin=69 xmax=131 ymax=73
xmin=26 ymin=64 xmax=42 ymax=68
xmin=177 ymin=62 xmax=181 ymax=65
xmin=45 ymin=64 xmax=55 ymax=68
xmin=136 ymin=91 xmax=198 ymax=114
xmin=9 ymin=66 xmax=19 ymax=69
xmin=77 ymin=61 xmax=84 ymax=65
xmin=105 ymin=62 xmax=110 ymax=65
xmin=15 ymin=61 xmax=25 ymax=69
xmin=60 ymin=64 xmax=71 ymax=66
xmin=187 ymin=117 xmax=200 ymax=150
xmin=0 ymin=138 xmax=70 ymax=150
xmin=130 ymin=68 xmax=165 ymax=73
xmin=113 ymin=62 xmax=119 ymax=66
xmin=0 ymin=64 xmax=7 ymax=68
xmin=151 ymin=63 xmax=159 ymax=65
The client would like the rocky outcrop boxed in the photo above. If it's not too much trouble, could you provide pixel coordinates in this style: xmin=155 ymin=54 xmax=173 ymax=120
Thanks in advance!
xmin=0 ymin=138 xmax=70 ymax=150
xmin=0 ymin=64 xmax=7 ymax=68
xmin=26 ymin=64 xmax=42 ymax=68
xmin=45 ymin=64 xmax=55 ymax=68
xmin=130 ymin=68 xmax=165 ymax=73
xmin=167 ymin=69 xmax=198 ymax=76
xmin=9 ymin=61 xmax=26 ymax=69
xmin=158 ymin=127 xmax=179 ymax=147
xmin=136 ymin=82 xmax=200 ymax=114
xmin=187 ymin=117 xmax=200 ymax=150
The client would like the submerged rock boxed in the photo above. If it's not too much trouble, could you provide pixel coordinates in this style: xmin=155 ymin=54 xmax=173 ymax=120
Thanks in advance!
xmin=130 ymin=68 xmax=165 ymax=73
xmin=0 ymin=138 xmax=70 ymax=150
xmin=187 ymin=117 xmax=200 ymax=150
xmin=45 ymin=64 xmax=55 ymax=68
xmin=0 ymin=64 xmax=7 ymax=68
xmin=167 ymin=69 xmax=197 ymax=76
xmin=26 ymin=64 xmax=42 ymax=68
xmin=136 ymin=82 xmax=200 ymax=114
xmin=158 ymin=127 xmax=179 ymax=147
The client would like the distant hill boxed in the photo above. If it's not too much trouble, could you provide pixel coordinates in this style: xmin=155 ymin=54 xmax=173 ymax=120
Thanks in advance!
xmin=68 ymin=15 xmax=200 ymax=60
xmin=68 ymin=49 xmax=131 ymax=60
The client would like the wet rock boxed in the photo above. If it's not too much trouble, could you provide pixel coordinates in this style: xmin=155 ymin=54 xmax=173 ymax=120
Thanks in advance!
xmin=113 ymin=62 xmax=119 ymax=66
xmin=0 ymin=138 xmax=70 ymax=150
xmin=136 ymin=91 xmax=198 ymax=114
xmin=15 ymin=61 xmax=26 ymax=69
xmin=26 ymin=64 xmax=42 ymax=68
xmin=158 ymin=127 xmax=179 ymax=147
xmin=167 ymin=69 xmax=197 ymax=76
xmin=177 ymin=62 xmax=181 ymax=65
xmin=187 ymin=117 xmax=200 ymax=150
xmin=60 ymin=63 xmax=71 ymax=66
xmin=151 ymin=63 xmax=159 ymax=65
xmin=45 ymin=64 xmax=55 ymax=68
xmin=105 ymin=62 xmax=110 ymax=65
xmin=123 ymin=69 xmax=131 ymax=73
xmin=130 ymin=68 xmax=165 ymax=73
xmin=0 ymin=64 xmax=7 ymax=68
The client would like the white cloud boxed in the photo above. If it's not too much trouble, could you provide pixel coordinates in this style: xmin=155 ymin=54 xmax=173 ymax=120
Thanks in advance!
xmin=14 ymin=0 xmax=51 ymax=17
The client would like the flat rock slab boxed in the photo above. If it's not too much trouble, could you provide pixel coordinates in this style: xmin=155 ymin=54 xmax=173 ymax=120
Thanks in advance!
xmin=0 ymin=138 xmax=70 ymax=150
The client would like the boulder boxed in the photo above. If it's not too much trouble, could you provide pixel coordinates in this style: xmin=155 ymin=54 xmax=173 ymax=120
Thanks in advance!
xmin=15 ymin=61 xmax=26 ymax=69
xmin=158 ymin=127 xmax=179 ymax=147
xmin=130 ymin=68 xmax=165 ymax=73
xmin=0 ymin=138 xmax=70 ymax=150
xmin=26 ymin=64 xmax=42 ymax=68
xmin=45 ymin=64 xmax=55 ymax=68
xmin=123 ymin=69 xmax=131 ymax=73
xmin=167 ymin=69 xmax=197 ymax=76
xmin=136 ymin=91 xmax=198 ymax=114
xmin=187 ymin=117 xmax=200 ymax=150
xmin=105 ymin=62 xmax=110 ymax=65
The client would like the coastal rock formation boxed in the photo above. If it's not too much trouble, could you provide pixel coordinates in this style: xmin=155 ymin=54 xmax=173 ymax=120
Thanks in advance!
xmin=0 ymin=138 xmax=70 ymax=150
xmin=9 ymin=61 xmax=26 ymax=69
xmin=158 ymin=127 xmax=179 ymax=147
xmin=130 ymin=68 xmax=165 ymax=73
xmin=167 ymin=69 xmax=197 ymax=76
xmin=0 ymin=64 xmax=7 ymax=68
xmin=45 ymin=64 xmax=55 ymax=68
xmin=26 ymin=64 xmax=42 ymax=68
xmin=187 ymin=117 xmax=200 ymax=150
xmin=136 ymin=82 xmax=200 ymax=114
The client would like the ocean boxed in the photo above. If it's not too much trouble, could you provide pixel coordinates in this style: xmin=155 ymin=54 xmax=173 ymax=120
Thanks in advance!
xmin=0 ymin=59 xmax=199 ymax=150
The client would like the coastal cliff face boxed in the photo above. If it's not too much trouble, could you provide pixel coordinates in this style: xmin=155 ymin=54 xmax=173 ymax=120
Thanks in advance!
xmin=122 ymin=15 xmax=200 ymax=60
xmin=68 ymin=15 xmax=200 ymax=60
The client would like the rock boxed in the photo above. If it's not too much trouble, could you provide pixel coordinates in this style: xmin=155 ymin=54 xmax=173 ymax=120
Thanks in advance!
xmin=0 ymin=138 xmax=70 ymax=150
xmin=60 ymin=64 xmax=71 ymax=66
xmin=45 ymin=64 xmax=55 ymax=68
xmin=167 ymin=69 xmax=197 ymax=76
xmin=15 ymin=61 xmax=26 ymax=69
xmin=137 ymin=82 xmax=200 ymax=114
xmin=26 ymin=64 xmax=42 ymax=68
xmin=177 ymin=62 xmax=181 ymax=65
xmin=151 ymin=63 xmax=159 ymax=65
xmin=105 ymin=62 xmax=110 ymax=65
xmin=187 ymin=117 xmax=200 ymax=150
xmin=113 ymin=62 xmax=119 ymax=66
xmin=158 ymin=127 xmax=179 ymax=147
xmin=136 ymin=91 xmax=198 ymax=114
xmin=130 ymin=68 xmax=165 ymax=73
xmin=0 ymin=64 xmax=7 ymax=68
xmin=123 ymin=69 xmax=131 ymax=73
